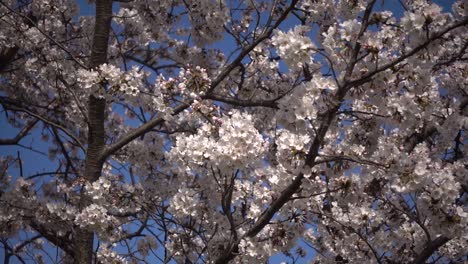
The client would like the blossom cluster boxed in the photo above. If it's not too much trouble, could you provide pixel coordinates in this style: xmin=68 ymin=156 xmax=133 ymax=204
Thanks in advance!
xmin=277 ymin=75 xmax=336 ymax=127
xmin=272 ymin=25 xmax=315 ymax=71
xmin=168 ymin=110 xmax=267 ymax=172
xmin=77 ymin=64 xmax=145 ymax=99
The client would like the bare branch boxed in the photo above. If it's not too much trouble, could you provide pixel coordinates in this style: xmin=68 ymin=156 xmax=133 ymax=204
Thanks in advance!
xmin=0 ymin=100 xmax=86 ymax=151
xmin=0 ymin=119 xmax=38 ymax=145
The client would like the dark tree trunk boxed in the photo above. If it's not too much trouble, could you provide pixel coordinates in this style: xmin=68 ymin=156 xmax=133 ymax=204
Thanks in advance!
xmin=73 ymin=0 xmax=113 ymax=263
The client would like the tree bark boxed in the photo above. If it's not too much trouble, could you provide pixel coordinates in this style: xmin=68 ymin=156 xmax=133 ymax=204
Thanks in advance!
xmin=73 ymin=0 xmax=113 ymax=263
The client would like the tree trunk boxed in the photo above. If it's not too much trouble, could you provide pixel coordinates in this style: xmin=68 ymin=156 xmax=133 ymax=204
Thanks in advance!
xmin=73 ymin=0 xmax=113 ymax=263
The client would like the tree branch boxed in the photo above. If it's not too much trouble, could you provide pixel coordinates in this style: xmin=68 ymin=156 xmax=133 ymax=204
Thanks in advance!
xmin=213 ymin=6 xmax=468 ymax=264
xmin=0 ymin=100 xmax=86 ymax=151
xmin=0 ymin=119 xmax=38 ymax=145
xmin=29 ymin=221 xmax=74 ymax=258
xmin=0 ymin=1 xmax=88 ymax=69
xmin=101 ymin=0 xmax=299 ymax=160
xmin=411 ymin=236 xmax=450 ymax=264
xmin=347 ymin=17 xmax=468 ymax=88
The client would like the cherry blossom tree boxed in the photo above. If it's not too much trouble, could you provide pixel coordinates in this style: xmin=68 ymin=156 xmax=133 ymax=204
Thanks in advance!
xmin=0 ymin=0 xmax=467 ymax=263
